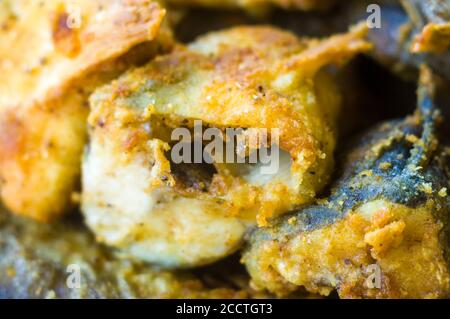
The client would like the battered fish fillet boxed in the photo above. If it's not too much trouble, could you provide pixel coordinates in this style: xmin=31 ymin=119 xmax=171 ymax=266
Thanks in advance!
xmin=166 ymin=0 xmax=336 ymax=11
xmin=0 ymin=209 xmax=249 ymax=299
xmin=243 ymin=67 xmax=450 ymax=298
xmin=82 ymin=24 xmax=370 ymax=267
xmin=0 ymin=0 xmax=172 ymax=221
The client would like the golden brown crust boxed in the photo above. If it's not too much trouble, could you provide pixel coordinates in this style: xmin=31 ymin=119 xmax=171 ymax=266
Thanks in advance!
xmin=0 ymin=0 xmax=170 ymax=221
xmin=0 ymin=209 xmax=254 ymax=298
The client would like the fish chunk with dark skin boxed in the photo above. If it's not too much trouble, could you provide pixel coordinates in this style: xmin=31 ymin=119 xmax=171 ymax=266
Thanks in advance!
xmin=243 ymin=67 xmax=450 ymax=298
xmin=82 ymin=25 xmax=371 ymax=268
xmin=0 ymin=209 xmax=251 ymax=299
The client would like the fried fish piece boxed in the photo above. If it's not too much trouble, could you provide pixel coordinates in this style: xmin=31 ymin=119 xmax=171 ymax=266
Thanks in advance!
xmin=0 ymin=209 xmax=249 ymax=299
xmin=0 ymin=0 xmax=172 ymax=221
xmin=405 ymin=0 xmax=450 ymax=53
xmin=82 ymin=24 xmax=370 ymax=268
xmin=243 ymin=67 xmax=450 ymax=298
